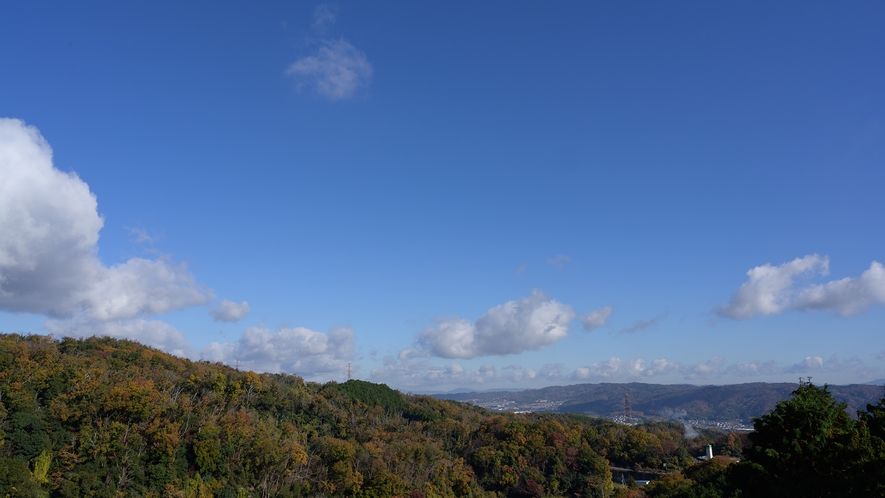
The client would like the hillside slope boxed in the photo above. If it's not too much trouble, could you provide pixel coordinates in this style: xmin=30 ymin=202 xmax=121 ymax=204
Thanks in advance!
xmin=1 ymin=333 xmax=740 ymax=497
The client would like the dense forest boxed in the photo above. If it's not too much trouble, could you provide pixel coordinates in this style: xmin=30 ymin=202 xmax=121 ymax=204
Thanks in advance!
xmin=1 ymin=333 xmax=883 ymax=497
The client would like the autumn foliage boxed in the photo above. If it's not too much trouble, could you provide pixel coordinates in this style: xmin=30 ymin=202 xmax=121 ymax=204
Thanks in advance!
xmin=0 ymin=334 xmax=742 ymax=497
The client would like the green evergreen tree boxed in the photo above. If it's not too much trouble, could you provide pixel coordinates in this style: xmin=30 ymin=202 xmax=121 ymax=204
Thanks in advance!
xmin=728 ymin=379 xmax=874 ymax=497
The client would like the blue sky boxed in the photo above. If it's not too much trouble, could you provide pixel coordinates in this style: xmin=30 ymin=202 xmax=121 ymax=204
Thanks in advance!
xmin=1 ymin=1 xmax=883 ymax=391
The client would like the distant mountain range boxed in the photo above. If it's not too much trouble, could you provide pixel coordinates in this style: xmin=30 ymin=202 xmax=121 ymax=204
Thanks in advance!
xmin=435 ymin=382 xmax=885 ymax=422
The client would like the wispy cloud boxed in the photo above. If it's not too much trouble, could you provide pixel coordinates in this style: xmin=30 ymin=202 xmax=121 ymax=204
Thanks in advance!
xmin=312 ymin=3 xmax=338 ymax=30
xmin=617 ymin=312 xmax=667 ymax=334
xmin=209 ymin=299 xmax=251 ymax=322
xmin=286 ymin=39 xmax=372 ymax=100
xmin=547 ymin=254 xmax=571 ymax=268
xmin=717 ymin=254 xmax=885 ymax=319
xmin=125 ymin=226 xmax=156 ymax=244
xmin=398 ymin=348 xmax=430 ymax=361
xmin=514 ymin=263 xmax=527 ymax=275
xmin=581 ymin=305 xmax=613 ymax=331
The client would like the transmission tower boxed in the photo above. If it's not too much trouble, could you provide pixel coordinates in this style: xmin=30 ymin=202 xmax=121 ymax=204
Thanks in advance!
xmin=624 ymin=392 xmax=631 ymax=424
xmin=346 ymin=362 xmax=352 ymax=381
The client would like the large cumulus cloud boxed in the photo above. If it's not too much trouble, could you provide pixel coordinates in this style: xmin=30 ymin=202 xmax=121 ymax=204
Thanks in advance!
xmin=0 ymin=118 xmax=211 ymax=338
xmin=415 ymin=290 xmax=577 ymax=359
xmin=407 ymin=291 xmax=612 ymax=359
xmin=1 ymin=118 xmax=355 ymax=380
xmin=717 ymin=254 xmax=885 ymax=319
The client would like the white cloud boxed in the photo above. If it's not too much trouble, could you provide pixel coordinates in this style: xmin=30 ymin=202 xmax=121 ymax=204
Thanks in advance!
xmin=87 ymin=258 xmax=211 ymax=321
xmin=784 ymin=355 xmax=825 ymax=373
xmin=717 ymin=254 xmax=829 ymax=319
xmin=680 ymin=356 xmax=725 ymax=380
xmin=369 ymin=356 xmax=565 ymax=390
xmin=202 ymin=325 xmax=354 ymax=379
xmin=537 ymin=363 xmax=564 ymax=381
xmin=45 ymin=315 xmax=193 ymax=358
xmin=286 ymin=39 xmax=372 ymax=100
xmin=581 ymin=305 xmax=612 ymax=331
xmin=717 ymin=255 xmax=885 ymax=319
xmin=792 ymin=261 xmax=885 ymax=316
xmin=781 ymin=354 xmax=868 ymax=376
xmin=209 ymin=299 xmax=251 ymax=322
xmin=727 ymin=360 xmax=779 ymax=377
xmin=878 ymin=351 xmax=885 ymax=360
xmin=414 ymin=290 xmax=576 ymax=359
xmin=571 ymin=357 xmax=678 ymax=381
xmin=0 ymin=118 xmax=212 ymax=324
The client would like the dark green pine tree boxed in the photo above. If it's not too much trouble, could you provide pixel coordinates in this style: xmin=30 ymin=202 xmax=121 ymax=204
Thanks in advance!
xmin=856 ymin=387 xmax=885 ymax=495
xmin=728 ymin=379 xmax=876 ymax=497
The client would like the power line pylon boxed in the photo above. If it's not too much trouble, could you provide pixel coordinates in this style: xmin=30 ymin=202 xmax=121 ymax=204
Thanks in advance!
xmin=624 ymin=393 xmax=631 ymax=424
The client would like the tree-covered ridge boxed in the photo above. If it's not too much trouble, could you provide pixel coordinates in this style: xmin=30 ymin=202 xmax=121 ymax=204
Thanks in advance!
xmin=1 ymin=334 xmax=731 ymax=498
xmin=335 ymin=380 xmax=408 ymax=414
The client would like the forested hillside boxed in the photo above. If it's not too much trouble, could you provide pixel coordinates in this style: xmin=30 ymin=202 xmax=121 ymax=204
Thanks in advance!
xmin=0 ymin=334 xmax=736 ymax=498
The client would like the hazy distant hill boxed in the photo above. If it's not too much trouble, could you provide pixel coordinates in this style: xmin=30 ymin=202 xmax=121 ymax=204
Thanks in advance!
xmin=437 ymin=382 xmax=885 ymax=421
